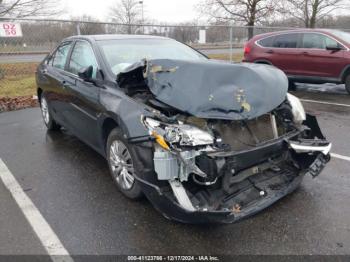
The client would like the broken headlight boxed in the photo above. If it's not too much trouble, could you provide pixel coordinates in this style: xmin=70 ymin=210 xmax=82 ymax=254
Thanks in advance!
xmin=142 ymin=117 xmax=214 ymax=149
xmin=287 ymin=93 xmax=306 ymax=125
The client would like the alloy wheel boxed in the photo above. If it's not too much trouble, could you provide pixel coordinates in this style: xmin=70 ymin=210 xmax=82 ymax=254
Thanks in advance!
xmin=109 ymin=140 xmax=135 ymax=190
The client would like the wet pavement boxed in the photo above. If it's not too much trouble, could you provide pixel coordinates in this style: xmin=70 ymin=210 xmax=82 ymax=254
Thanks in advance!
xmin=0 ymin=84 xmax=350 ymax=255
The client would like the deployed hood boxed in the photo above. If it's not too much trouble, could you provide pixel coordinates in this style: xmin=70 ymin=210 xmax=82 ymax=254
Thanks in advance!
xmin=117 ymin=59 xmax=288 ymax=120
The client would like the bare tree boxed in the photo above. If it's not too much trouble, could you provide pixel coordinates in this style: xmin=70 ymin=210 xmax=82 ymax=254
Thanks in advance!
xmin=333 ymin=15 xmax=350 ymax=29
xmin=169 ymin=22 xmax=199 ymax=43
xmin=198 ymin=0 xmax=276 ymax=39
xmin=72 ymin=15 xmax=106 ymax=35
xmin=279 ymin=0 xmax=348 ymax=28
xmin=109 ymin=0 xmax=143 ymax=34
xmin=0 ymin=0 xmax=62 ymax=18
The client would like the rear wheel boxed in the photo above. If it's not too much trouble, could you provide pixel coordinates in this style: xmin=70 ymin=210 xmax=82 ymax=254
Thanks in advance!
xmin=106 ymin=128 xmax=143 ymax=199
xmin=40 ymin=94 xmax=61 ymax=131
xmin=345 ymin=75 xmax=350 ymax=95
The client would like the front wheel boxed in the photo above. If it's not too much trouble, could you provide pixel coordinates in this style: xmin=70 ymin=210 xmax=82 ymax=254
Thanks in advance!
xmin=106 ymin=128 xmax=143 ymax=199
xmin=40 ymin=94 xmax=61 ymax=131
xmin=345 ymin=75 xmax=350 ymax=95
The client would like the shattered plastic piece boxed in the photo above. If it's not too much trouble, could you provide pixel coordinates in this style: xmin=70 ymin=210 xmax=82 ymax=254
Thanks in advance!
xmin=150 ymin=65 xmax=178 ymax=73
xmin=241 ymin=101 xmax=251 ymax=112
xmin=232 ymin=204 xmax=241 ymax=213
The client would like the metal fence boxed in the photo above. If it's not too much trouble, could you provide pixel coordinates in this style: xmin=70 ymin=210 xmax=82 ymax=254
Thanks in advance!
xmin=0 ymin=18 xmax=305 ymax=54
xmin=0 ymin=18 xmax=349 ymax=99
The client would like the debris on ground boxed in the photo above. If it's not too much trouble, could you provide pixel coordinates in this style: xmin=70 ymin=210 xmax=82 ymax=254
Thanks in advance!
xmin=0 ymin=95 xmax=38 ymax=112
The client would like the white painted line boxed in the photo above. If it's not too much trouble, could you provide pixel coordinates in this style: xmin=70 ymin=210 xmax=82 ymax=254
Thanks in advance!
xmin=300 ymin=99 xmax=350 ymax=108
xmin=0 ymin=159 xmax=73 ymax=262
xmin=331 ymin=153 xmax=350 ymax=162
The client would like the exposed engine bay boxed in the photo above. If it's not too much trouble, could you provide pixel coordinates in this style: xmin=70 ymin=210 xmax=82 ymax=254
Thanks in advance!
xmin=117 ymin=59 xmax=331 ymax=223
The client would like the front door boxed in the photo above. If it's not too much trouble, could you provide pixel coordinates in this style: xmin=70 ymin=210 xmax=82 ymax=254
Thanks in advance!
xmin=63 ymin=40 xmax=101 ymax=149
xmin=298 ymin=33 xmax=346 ymax=78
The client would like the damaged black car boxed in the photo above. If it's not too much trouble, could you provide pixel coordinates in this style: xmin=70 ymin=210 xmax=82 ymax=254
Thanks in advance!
xmin=36 ymin=35 xmax=331 ymax=223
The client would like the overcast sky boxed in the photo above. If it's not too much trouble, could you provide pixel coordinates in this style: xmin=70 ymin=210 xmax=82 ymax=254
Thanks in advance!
xmin=62 ymin=0 xmax=201 ymax=23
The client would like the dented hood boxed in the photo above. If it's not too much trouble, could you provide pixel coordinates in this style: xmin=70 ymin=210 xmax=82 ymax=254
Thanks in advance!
xmin=117 ymin=59 xmax=288 ymax=120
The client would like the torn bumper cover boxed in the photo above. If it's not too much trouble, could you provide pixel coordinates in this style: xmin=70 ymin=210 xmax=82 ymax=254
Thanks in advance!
xmin=132 ymin=116 xmax=331 ymax=224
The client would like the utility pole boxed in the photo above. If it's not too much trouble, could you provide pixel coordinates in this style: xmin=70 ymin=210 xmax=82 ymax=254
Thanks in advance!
xmin=76 ymin=23 xmax=81 ymax=35
xmin=139 ymin=0 xmax=144 ymax=34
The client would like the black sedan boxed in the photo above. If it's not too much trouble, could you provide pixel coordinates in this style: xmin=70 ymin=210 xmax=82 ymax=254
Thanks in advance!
xmin=36 ymin=34 xmax=331 ymax=223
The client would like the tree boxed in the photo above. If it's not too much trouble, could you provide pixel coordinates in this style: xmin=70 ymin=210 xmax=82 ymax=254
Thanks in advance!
xmin=73 ymin=15 xmax=106 ymax=35
xmin=279 ymin=0 xmax=348 ymax=28
xmin=198 ymin=0 xmax=276 ymax=39
xmin=333 ymin=15 xmax=350 ymax=29
xmin=0 ymin=0 xmax=62 ymax=18
xmin=109 ymin=0 xmax=143 ymax=34
xmin=169 ymin=23 xmax=199 ymax=43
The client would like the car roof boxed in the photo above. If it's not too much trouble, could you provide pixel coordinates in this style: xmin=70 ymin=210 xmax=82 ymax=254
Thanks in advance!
xmin=254 ymin=28 xmax=344 ymax=39
xmin=64 ymin=34 xmax=171 ymax=42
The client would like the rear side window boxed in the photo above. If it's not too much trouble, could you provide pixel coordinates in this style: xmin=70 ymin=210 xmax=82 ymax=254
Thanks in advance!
xmin=52 ymin=42 xmax=72 ymax=70
xmin=301 ymin=33 xmax=340 ymax=49
xmin=257 ymin=36 xmax=275 ymax=47
xmin=273 ymin=33 xmax=300 ymax=48
xmin=68 ymin=41 xmax=98 ymax=78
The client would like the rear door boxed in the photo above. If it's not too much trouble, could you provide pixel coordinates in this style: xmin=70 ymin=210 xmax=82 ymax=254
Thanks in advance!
xmin=39 ymin=41 xmax=73 ymax=124
xmin=263 ymin=33 xmax=303 ymax=75
xmin=62 ymin=40 xmax=101 ymax=149
xmin=298 ymin=33 xmax=346 ymax=78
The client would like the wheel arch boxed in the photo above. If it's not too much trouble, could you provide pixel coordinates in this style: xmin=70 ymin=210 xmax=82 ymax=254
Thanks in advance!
xmin=101 ymin=116 xmax=120 ymax=155
xmin=37 ymin=88 xmax=43 ymax=102
xmin=340 ymin=65 xmax=350 ymax=83
xmin=254 ymin=59 xmax=273 ymax=65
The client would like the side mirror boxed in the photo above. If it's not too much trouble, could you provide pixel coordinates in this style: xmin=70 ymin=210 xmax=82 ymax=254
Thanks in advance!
xmin=78 ymin=66 xmax=94 ymax=82
xmin=326 ymin=45 xmax=342 ymax=51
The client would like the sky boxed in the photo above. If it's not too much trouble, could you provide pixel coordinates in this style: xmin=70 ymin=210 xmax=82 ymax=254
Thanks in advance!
xmin=62 ymin=0 xmax=201 ymax=23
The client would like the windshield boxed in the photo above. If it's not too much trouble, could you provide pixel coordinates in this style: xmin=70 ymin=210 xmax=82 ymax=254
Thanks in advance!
xmin=98 ymin=38 xmax=207 ymax=75
xmin=329 ymin=30 xmax=350 ymax=44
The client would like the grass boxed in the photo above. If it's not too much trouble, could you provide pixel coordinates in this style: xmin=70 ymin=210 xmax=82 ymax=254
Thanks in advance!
xmin=0 ymin=75 xmax=36 ymax=97
xmin=0 ymin=62 xmax=38 ymax=97
xmin=207 ymin=53 xmax=244 ymax=62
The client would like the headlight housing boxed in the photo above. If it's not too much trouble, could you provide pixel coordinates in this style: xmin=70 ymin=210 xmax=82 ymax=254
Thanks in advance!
xmin=287 ymin=93 xmax=306 ymax=124
xmin=142 ymin=117 xmax=214 ymax=149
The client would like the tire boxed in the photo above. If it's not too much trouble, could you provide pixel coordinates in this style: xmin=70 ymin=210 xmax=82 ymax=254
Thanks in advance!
xmin=345 ymin=75 xmax=350 ymax=95
xmin=106 ymin=128 xmax=143 ymax=199
xmin=288 ymin=80 xmax=296 ymax=91
xmin=40 ymin=93 xmax=61 ymax=131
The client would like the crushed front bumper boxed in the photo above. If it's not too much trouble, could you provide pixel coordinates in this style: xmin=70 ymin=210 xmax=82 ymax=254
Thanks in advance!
xmin=133 ymin=114 xmax=331 ymax=224
xmin=142 ymin=167 xmax=305 ymax=224
xmin=138 ymin=138 xmax=330 ymax=224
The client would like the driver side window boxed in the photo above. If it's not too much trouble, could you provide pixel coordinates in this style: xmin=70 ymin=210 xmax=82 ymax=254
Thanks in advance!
xmin=68 ymin=41 xmax=98 ymax=78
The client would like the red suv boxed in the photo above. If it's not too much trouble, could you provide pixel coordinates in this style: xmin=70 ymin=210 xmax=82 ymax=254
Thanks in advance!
xmin=243 ymin=29 xmax=350 ymax=94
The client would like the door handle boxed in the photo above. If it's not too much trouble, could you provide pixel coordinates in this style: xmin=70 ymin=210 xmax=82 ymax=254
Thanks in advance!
xmin=41 ymin=69 xmax=47 ymax=74
xmin=302 ymin=51 xmax=309 ymax=55
xmin=266 ymin=50 xmax=274 ymax=54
